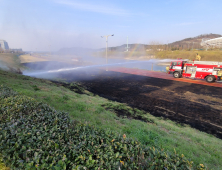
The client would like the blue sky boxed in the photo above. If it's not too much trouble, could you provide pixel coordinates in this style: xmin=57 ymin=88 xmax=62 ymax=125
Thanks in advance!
xmin=0 ymin=0 xmax=222 ymax=51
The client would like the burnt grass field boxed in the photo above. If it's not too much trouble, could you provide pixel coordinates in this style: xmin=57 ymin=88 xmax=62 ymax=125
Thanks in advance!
xmin=50 ymin=68 xmax=222 ymax=139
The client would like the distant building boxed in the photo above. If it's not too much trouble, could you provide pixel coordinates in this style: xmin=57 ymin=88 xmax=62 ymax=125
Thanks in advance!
xmin=10 ymin=48 xmax=23 ymax=53
xmin=0 ymin=40 xmax=9 ymax=50
xmin=201 ymin=37 xmax=222 ymax=48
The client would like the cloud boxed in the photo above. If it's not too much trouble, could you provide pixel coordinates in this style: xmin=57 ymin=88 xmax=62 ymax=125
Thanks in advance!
xmin=54 ymin=0 xmax=130 ymax=16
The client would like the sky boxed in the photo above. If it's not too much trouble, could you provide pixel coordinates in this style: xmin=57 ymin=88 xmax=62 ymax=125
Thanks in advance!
xmin=0 ymin=0 xmax=222 ymax=51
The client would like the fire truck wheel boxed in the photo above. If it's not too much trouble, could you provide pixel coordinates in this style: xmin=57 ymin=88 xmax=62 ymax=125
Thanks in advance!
xmin=173 ymin=72 xmax=180 ymax=78
xmin=206 ymin=75 xmax=215 ymax=83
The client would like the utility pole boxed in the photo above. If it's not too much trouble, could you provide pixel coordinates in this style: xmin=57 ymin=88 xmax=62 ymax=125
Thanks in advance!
xmin=167 ymin=40 xmax=169 ymax=51
xmin=49 ymin=45 xmax=51 ymax=58
xmin=125 ymin=36 xmax=130 ymax=52
xmin=101 ymin=34 xmax=114 ymax=71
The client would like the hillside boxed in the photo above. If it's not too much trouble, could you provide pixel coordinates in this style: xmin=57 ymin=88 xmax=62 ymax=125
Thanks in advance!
xmin=106 ymin=34 xmax=222 ymax=52
xmin=168 ymin=33 xmax=222 ymax=50
xmin=56 ymin=34 xmax=222 ymax=56
xmin=0 ymin=64 xmax=222 ymax=169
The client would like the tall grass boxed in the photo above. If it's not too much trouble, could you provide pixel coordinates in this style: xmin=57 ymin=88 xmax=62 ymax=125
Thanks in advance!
xmin=155 ymin=50 xmax=222 ymax=61
xmin=93 ymin=50 xmax=222 ymax=61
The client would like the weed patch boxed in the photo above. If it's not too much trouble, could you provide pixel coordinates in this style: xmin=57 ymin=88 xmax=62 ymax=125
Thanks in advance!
xmin=94 ymin=106 xmax=106 ymax=114
xmin=62 ymin=94 xmax=69 ymax=101
xmin=32 ymin=85 xmax=40 ymax=91
xmin=74 ymin=102 xmax=88 ymax=111
xmin=102 ymin=103 xmax=155 ymax=123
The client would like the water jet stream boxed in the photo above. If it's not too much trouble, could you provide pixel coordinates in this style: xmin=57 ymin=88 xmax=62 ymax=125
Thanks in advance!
xmin=23 ymin=60 xmax=162 ymax=77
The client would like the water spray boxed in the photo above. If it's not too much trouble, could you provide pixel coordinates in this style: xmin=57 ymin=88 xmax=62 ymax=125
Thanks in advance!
xmin=23 ymin=58 xmax=176 ymax=77
xmin=23 ymin=60 xmax=158 ymax=76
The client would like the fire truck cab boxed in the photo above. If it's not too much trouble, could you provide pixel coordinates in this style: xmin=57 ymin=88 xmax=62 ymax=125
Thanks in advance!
xmin=168 ymin=59 xmax=187 ymax=78
xmin=168 ymin=59 xmax=222 ymax=83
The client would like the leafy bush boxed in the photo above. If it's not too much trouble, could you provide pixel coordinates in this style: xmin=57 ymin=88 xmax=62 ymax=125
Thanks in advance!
xmin=0 ymin=154 xmax=10 ymax=170
xmin=0 ymin=85 xmax=17 ymax=99
xmin=0 ymin=85 xmax=206 ymax=169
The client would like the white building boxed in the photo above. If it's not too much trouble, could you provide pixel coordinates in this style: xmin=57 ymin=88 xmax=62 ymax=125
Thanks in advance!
xmin=201 ymin=37 xmax=222 ymax=48
xmin=0 ymin=40 xmax=9 ymax=50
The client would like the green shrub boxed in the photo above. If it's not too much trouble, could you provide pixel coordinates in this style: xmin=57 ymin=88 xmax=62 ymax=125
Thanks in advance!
xmin=0 ymin=85 xmax=17 ymax=99
xmin=0 ymin=154 xmax=10 ymax=170
xmin=0 ymin=86 xmax=206 ymax=169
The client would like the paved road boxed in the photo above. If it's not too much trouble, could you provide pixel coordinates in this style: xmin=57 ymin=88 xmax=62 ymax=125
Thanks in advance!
xmin=107 ymin=67 xmax=222 ymax=88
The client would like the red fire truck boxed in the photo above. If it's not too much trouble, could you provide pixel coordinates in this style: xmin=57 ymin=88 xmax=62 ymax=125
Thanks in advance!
xmin=168 ymin=59 xmax=222 ymax=82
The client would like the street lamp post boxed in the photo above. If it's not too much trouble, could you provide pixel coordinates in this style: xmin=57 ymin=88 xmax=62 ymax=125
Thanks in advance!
xmin=101 ymin=34 xmax=114 ymax=71
xmin=49 ymin=45 xmax=51 ymax=58
xmin=167 ymin=40 xmax=169 ymax=51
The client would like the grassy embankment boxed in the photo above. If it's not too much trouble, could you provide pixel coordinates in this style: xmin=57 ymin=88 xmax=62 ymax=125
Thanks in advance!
xmin=154 ymin=50 xmax=222 ymax=61
xmin=0 ymin=54 xmax=222 ymax=169
xmin=0 ymin=53 xmax=26 ymax=71
xmin=19 ymin=54 xmax=49 ymax=63
xmin=92 ymin=51 xmax=150 ymax=60
xmin=93 ymin=50 xmax=222 ymax=61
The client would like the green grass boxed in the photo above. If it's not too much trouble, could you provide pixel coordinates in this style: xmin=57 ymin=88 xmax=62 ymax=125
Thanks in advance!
xmin=0 ymin=70 xmax=222 ymax=169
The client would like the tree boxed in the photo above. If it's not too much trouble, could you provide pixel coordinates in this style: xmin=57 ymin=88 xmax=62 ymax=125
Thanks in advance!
xmin=148 ymin=41 xmax=164 ymax=52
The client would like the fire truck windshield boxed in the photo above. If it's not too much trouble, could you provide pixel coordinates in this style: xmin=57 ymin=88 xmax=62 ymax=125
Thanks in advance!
xmin=171 ymin=62 xmax=177 ymax=69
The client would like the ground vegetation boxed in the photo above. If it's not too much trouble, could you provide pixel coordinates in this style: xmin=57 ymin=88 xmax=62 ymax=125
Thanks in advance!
xmin=0 ymin=69 xmax=221 ymax=169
